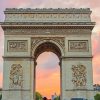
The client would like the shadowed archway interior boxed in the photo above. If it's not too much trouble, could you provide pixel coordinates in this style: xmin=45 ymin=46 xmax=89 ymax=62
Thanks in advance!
xmin=34 ymin=42 xmax=62 ymax=60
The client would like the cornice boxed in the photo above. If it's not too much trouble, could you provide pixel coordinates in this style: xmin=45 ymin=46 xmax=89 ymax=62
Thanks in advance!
xmin=4 ymin=8 xmax=92 ymax=14
xmin=0 ymin=22 xmax=95 ymax=25
xmin=0 ymin=22 xmax=95 ymax=30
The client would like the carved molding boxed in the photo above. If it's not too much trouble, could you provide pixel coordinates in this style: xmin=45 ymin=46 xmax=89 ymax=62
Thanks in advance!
xmin=1 ymin=22 xmax=95 ymax=31
xmin=31 ymin=37 xmax=65 ymax=56
xmin=5 ymin=28 xmax=91 ymax=35
xmin=72 ymin=64 xmax=87 ymax=87
xmin=9 ymin=64 xmax=23 ymax=88
xmin=1 ymin=8 xmax=95 ymax=32
xmin=4 ymin=8 xmax=92 ymax=22
xmin=5 ymin=14 xmax=90 ymax=22
xmin=5 ymin=8 xmax=91 ymax=12
xmin=1 ymin=22 xmax=95 ymax=25
xmin=32 ymin=37 xmax=64 ymax=49
xmin=68 ymin=40 xmax=89 ymax=52
xmin=7 ymin=40 xmax=28 ymax=52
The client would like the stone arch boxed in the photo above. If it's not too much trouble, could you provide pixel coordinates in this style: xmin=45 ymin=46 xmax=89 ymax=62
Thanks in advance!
xmin=32 ymin=39 xmax=64 ymax=59
xmin=34 ymin=42 xmax=61 ymax=60
xmin=33 ymin=40 xmax=62 ymax=100
xmin=1 ymin=8 xmax=95 ymax=100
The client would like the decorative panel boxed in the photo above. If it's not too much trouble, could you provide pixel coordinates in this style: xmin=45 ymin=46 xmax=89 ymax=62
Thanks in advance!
xmin=9 ymin=64 xmax=23 ymax=88
xmin=7 ymin=40 xmax=28 ymax=52
xmin=71 ymin=64 xmax=87 ymax=87
xmin=68 ymin=40 xmax=88 ymax=52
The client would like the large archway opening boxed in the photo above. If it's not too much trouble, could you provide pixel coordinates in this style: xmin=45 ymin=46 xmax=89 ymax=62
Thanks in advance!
xmin=34 ymin=42 xmax=62 ymax=100
xmin=36 ymin=52 xmax=60 ymax=99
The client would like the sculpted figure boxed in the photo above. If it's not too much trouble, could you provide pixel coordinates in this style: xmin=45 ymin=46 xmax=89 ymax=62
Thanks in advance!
xmin=72 ymin=64 xmax=87 ymax=87
xmin=9 ymin=64 xmax=23 ymax=88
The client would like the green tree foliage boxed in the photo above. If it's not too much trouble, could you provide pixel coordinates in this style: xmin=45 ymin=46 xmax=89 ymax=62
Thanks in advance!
xmin=94 ymin=94 xmax=100 ymax=100
xmin=0 ymin=94 xmax=2 ymax=100
xmin=54 ymin=96 xmax=60 ymax=100
xmin=35 ymin=92 xmax=42 ymax=100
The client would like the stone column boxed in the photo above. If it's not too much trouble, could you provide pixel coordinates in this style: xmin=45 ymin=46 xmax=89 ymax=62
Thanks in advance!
xmin=61 ymin=57 xmax=68 ymax=100
xmin=30 ymin=57 xmax=35 ymax=100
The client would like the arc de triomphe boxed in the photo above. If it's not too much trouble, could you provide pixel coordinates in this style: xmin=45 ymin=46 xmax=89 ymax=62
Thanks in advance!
xmin=1 ymin=8 xmax=95 ymax=100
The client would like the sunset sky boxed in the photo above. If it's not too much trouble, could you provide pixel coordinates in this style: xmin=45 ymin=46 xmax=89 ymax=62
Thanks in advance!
xmin=0 ymin=0 xmax=100 ymax=99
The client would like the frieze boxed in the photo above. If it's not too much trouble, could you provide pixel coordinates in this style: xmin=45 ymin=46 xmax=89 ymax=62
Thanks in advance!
xmin=5 ymin=13 xmax=90 ymax=22
xmin=5 ymin=8 xmax=91 ymax=12
xmin=72 ymin=64 xmax=87 ymax=87
xmin=4 ymin=8 xmax=92 ymax=22
xmin=9 ymin=64 xmax=23 ymax=88
xmin=68 ymin=40 xmax=89 ymax=52
xmin=7 ymin=40 xmax=28 ymax=52
xmin=5 ymin=29 xmax=91 ymax=35
xmin=1 ymin=22 xmax=95 ymax=25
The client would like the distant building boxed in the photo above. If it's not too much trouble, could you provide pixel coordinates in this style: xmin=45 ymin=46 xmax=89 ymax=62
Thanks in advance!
xmin=51 ymin=93 xmax=57 ymax=100
xmin=93 ymin=84 xmax=100 ymax=95
xmin=94 ymin=84 xmax=100 ymax=91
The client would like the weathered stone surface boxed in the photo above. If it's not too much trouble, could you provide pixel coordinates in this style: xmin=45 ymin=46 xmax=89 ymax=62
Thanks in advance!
xmin=8 ymin=40 xmax=28 ymax=52
xmin=4 ymin=8 xmax=92 ymax=22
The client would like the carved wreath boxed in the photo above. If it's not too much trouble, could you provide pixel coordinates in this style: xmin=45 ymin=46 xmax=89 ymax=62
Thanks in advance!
xmin=9 ymin=64 xmax=23 ymax=88
xmin=72 ymin=64 xmax=87 ymax=87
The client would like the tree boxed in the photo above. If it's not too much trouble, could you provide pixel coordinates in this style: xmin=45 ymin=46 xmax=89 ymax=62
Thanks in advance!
xmin=94 ymin=94 xmax=100 ymax=100
xmin=54 ymin=96 xmax=60 ymax=100
xmin=0 ymin=94 xmax=2 ymax=100
xmin=35 ymin=92 xmax=42 ymax=100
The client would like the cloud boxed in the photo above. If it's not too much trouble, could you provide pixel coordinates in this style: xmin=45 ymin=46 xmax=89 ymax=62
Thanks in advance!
xmin=36 ymin=52 xmax=60 ymax=98
xmin=36 ymin=64 xmax=60 ymax=98
xmin=36 ymin=52 xmax=59 ymax=69
xmin=93 ymin=54 xmax=100 ymax=84
xmin=92 ymin=33 xmax=100 ymax=56
xmin=36 ymin=65 xmax=60 ymax=79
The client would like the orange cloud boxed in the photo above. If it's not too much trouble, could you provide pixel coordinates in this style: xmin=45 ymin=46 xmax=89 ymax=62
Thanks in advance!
xmin=93 ymin=54 xmax=100 ymax=84
xmin=36 ymin=67 xmax=60 ymax=99
xmin=92 ymin=32 xmax=100 ymax=56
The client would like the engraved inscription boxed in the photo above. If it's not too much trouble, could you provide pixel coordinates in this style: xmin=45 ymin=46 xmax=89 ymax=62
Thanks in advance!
xmin=72 ymin=64 xmax=87 ymax=87
xmin=8 ymin=40 xmax=28 ymax=52
xmin=68 ymin=40 xmax=88 ymax=52
xmin=9 ymin=64 xmax=23 ymax=88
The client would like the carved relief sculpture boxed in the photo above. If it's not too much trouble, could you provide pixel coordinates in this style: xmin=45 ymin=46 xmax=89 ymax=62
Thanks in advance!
xmin=9 ymin=64 xmax=23 ymax=88
xmin=5 ymin=8 xmax=91 ymax=22
xmin=31 ymin=37 xmax=65 ymax=55
xmin=68 ymin=40 xmax=88 ymax=52
xmin=8 ymin=40 xmax=28 ymax=52
xmin=72 ymin=64 xmax=87 ymax=87
xmin=31 ymin=37 xmax=65 ymax=49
